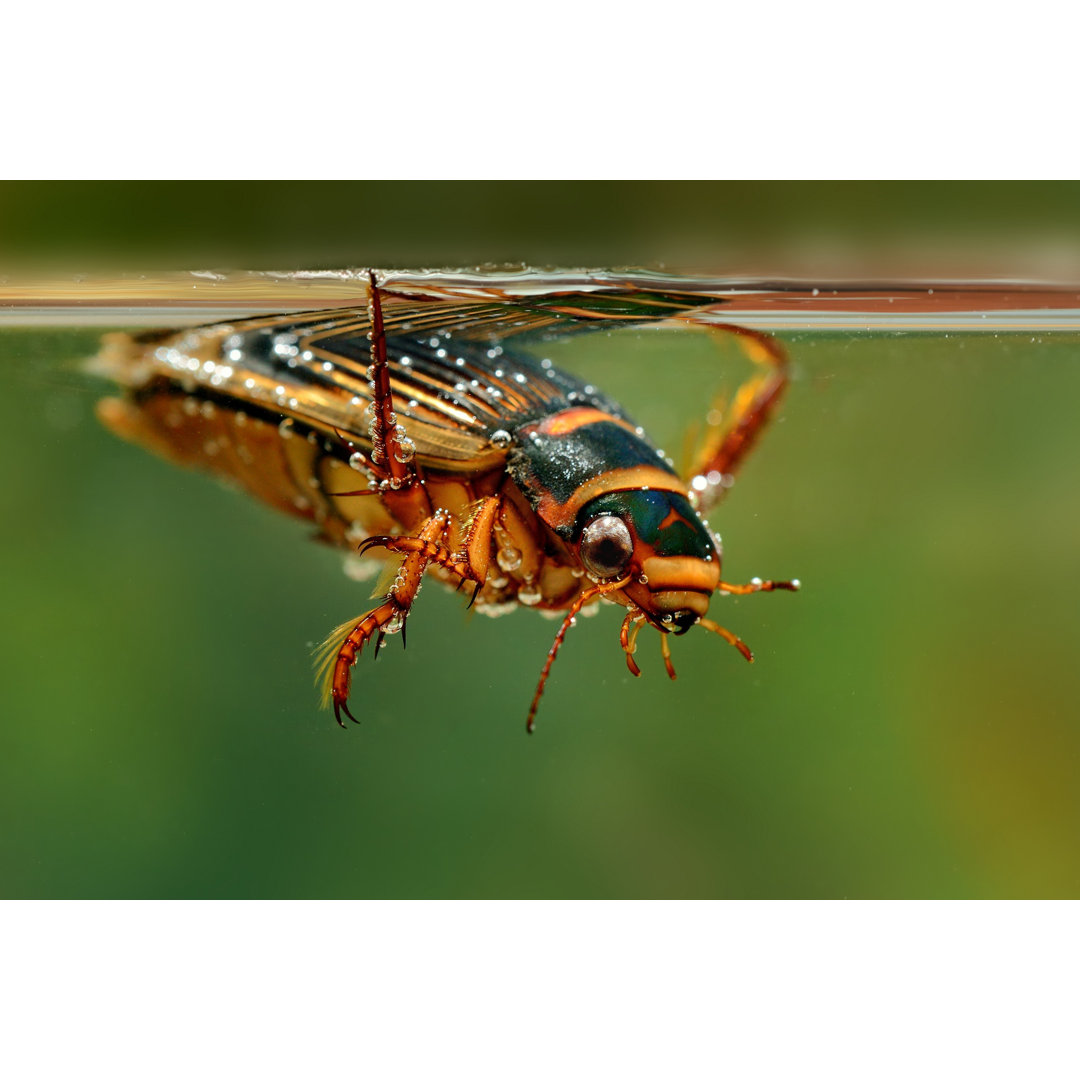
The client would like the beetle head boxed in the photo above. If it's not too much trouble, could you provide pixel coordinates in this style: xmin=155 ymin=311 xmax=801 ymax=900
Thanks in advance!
xmin=575 ymin=488 xmax=720 ymax=631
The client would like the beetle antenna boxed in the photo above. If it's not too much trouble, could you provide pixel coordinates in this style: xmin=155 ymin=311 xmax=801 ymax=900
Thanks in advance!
xmin=698 ymin=617 xmax=754 ymax=662
xmin=527 ymin=576 xmax=630 ymax=734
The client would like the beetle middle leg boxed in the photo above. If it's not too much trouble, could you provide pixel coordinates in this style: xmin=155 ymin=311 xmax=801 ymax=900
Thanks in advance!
xmin=318 ymin=498 xmax=504 ymax=725
xmin=320 ymin=510 xmax=454 ymax=726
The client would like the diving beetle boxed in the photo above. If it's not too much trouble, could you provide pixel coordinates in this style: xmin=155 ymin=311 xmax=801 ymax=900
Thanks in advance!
xmin=95 ymin=270 xmax=799 ymax=732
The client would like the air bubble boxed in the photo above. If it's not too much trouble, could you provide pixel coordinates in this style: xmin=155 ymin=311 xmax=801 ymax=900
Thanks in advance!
xmin=489 ymin=429 xmax=513 ymax=449
xmin=349 ymin=452 xmax=366 ymax=470
xmin=497 ymin=546 xmax=522 ymax=573
xmin=518 ymin=582 xmax=542 ymax=606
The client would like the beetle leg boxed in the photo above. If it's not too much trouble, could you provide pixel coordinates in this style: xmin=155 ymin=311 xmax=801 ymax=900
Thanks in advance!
xmin=698 ymin=617 xmax=755 ymax=663
xmin=619 ymin=609 xmax=646 ymax=677
xmin=719 ymin=577 xmax=801 ymax=595
xmin=327 ymin=271 xmax=431 ymax=530
xmin=365 ymin=270 xmax=419 ymax=483
xmin=527 ymin=575 xmax=631 ymax=733
xmin=680 ymin=321 xmax=790 ymax=514
xmin=659 ymin=632 xmax=678 ymax=680
xmin=318 ymin=511 xmax=450 ymax=727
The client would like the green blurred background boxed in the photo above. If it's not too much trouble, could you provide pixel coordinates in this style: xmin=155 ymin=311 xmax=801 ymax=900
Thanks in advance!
xmin=2 ymin=182 xmax=1079 ymax=897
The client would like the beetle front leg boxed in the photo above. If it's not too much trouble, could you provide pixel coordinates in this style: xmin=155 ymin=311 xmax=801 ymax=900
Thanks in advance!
xmin=719 ymin=576 xmax=800 ymax=595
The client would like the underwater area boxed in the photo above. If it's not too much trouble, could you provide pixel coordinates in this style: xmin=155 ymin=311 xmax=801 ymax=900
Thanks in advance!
xmin=2 ymin=272 xmax=1078 ymax=898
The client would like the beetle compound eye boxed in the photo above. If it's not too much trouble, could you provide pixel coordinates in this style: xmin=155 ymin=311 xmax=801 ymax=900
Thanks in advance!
xmin=580 ymin=515 xmax=634 ymax=579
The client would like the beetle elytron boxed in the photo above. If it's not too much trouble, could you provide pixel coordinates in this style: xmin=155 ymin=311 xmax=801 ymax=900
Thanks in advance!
xmin=96 ymin=271 xmax=798 ymax=732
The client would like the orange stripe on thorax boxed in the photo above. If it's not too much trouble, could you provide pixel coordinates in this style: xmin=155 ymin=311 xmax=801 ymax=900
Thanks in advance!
xmin=535 ymin=407 xmax=639 ymax=438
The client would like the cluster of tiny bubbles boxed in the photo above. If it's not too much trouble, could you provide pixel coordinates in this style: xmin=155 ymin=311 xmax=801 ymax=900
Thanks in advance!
xmin=345 ymin=521 xmax=369 ymax=545
xmin=478 ymin=599 xmax=519 ymax=618
xmin=342 ymin=552 xmax=379 ymax=582
xmin=496 ymin=546 xmax=523 ymax=573
xmin=517 ymin=581 xmax=543 ymax=606
xmin=489 ymin=429 xmax=513 ymax=450
xmin=272 ymin=333 xmax=300 ymax=361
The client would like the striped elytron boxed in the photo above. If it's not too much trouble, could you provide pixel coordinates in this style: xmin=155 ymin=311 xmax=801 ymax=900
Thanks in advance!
xmin=95 ymin=271 xmax=799 ymax=732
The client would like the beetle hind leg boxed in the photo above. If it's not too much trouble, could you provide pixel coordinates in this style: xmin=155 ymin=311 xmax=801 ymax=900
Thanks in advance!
xmin=316 ymin=601 xmax=406 ymax=726
xmin=679 ymin=321 xmax=791 ymax=514
xmin=316 ymin=510 xmax=453 ymax=728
